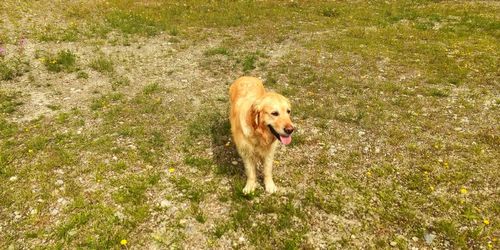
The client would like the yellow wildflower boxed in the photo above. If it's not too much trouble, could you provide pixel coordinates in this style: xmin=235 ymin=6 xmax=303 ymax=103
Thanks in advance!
xmin=460 ymin=187 xmax=468 ymax=194
xmin=120 ymin=239 xmax=127 ymax=245
xmin=430 ymin=186 xmax=434 ymax=191
xmin=366 ymin=171 xmax=372 ymax=177
xmin=483 ymin=219 xmax=489 ymax=225
xmin=168 ymin=167 xmax=175 ymax=173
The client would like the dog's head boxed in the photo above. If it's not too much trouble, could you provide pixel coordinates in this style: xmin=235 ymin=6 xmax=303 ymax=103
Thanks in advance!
xmin=251 ymin=92 xmax=295 ymax=145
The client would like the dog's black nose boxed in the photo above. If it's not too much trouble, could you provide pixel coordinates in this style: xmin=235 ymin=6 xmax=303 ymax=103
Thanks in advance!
xmin=284 ymin=125 xmax=294 ymax=135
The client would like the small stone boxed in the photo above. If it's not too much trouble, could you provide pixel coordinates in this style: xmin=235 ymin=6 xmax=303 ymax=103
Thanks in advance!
xmin=179 ymin=219 xmax=187 ymax=225
xmin=9 ymin=176 xmax=18 ymax=182
xmin=328 ymin=146 xmax=337 ymax=156
xmin=160 ymin=200 xmax=172 ymax=208
xmin=424 ymin=233 xmax=436 ymax=244
xmin=114 ymin=211 xmax=125 ymax=220
xmin=390 ymin=241 xmax=397 ymax=246
xmin=231 ymin=161 xmax=238 ymax=166
xmin=412 ymin=236 xmax=419 ymax=242
xmin=186 ymin=224 xmax=194 ymax=233
xmin=55 ymin=179 xmax=64 ymax=186
xmin=30 ymin=208 xmax=38 ymax=215
xmin=112 ymin=156 xmax=118 ymax=161
xmin=50 ymin=208 xmax=59 ymax=215
xmin=238 ymin=236 xmax=245 ymax=243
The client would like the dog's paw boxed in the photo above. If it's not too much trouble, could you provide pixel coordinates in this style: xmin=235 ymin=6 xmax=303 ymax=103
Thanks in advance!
xmin=243 ymin=182 xmax=257 ymax=194
xmin=265 ymin=180 xmax=277 ymax=194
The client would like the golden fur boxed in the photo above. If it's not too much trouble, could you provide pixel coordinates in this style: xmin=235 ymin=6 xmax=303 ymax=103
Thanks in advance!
xmin=229 ymin=76 xmax=294 ymax=194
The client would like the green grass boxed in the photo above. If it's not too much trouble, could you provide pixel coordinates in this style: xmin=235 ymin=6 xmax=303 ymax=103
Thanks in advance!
xmin=171 ymin=176 xmax=205 ymax=203
xmin=36 ymin=25 xmax=80 ymax=42
xmin=76 ymin=71 xmax=89 ymax=79
xmin=89 ymin=56 xmax=114 ymax=73
xmin=0 ymin=91 xmax=23 ymax=114
xmin=105 ymin=10 xmax=164 ymax=36
xmin=142 ymin=82 xmax=160 ymax=95
xmin=242 ymin=54 xmax=257 ymax=73
xmin=204 ymin=47 xmax=231 ymax=57
xmin=42 ymin=50 xmax=77 ymax=73
xmin=1 ymin=0 xmax=499 ymax=249
xmin=0 ymin=57 xmax=30 ymax=80
xmin=111 ymin=75 xmax=130 ymax=90
xmin=227 ymin=194 xmax=309 ymax=248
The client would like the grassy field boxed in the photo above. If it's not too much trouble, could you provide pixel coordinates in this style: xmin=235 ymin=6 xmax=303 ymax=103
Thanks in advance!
xmin=1 ymin=0 xmax=499 ymax=249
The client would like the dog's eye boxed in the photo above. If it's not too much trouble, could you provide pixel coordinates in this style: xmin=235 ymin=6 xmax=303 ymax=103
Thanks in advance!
xmin=271 ymin=111 xmax=279 ymax=116
xmin=287 ymin=109 xmax=291 ymax=114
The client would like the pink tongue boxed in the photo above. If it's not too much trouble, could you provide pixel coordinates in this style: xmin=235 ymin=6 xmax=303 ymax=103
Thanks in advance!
xmin=280 ymin=135 xmax=292 ymax=145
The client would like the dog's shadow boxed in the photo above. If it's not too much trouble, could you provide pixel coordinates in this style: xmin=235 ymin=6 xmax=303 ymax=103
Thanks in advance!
xmin=210 ymin=113 xmax=245 ymax=178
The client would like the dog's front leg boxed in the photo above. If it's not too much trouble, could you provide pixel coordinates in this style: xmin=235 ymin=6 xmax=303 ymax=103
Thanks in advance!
xmin=263 ymin=153 xmax=277 ymax=193
xmin=242 ymin=158 xmax=258 ymax=194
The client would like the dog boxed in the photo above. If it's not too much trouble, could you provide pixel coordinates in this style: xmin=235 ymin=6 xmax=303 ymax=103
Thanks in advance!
xmin=229 ymin=76 xmax=295 ymax=194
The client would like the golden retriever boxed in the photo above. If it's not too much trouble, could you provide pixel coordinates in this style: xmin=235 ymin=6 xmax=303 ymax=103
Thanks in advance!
xmin=229 ymin=76 xmax=295 ymax=194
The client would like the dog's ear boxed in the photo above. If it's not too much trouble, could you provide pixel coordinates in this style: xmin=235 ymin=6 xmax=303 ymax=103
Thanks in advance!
xmin=250 ymin=101 xmax=262 ymax=129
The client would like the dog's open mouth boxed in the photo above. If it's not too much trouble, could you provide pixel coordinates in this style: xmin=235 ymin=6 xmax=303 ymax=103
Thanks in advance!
xmin=267 ymin=125 xmax=292 ymax=145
